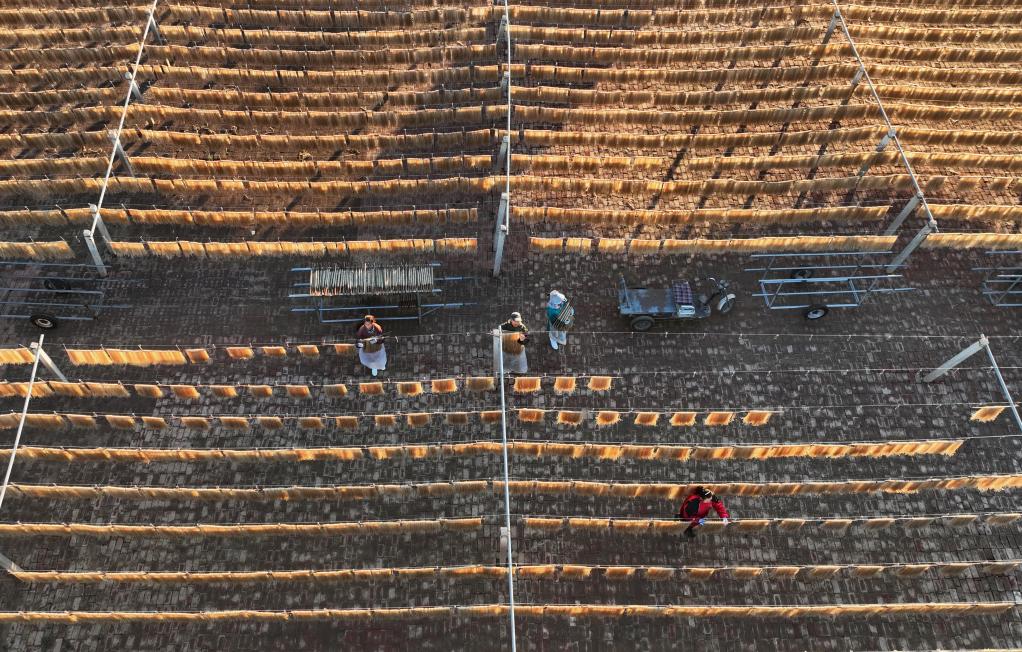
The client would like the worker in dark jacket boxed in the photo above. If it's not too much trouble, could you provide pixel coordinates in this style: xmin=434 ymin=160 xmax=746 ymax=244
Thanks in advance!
xmin=499 ymin=312 xmax=529 ymax=373
xmin=676 ymin=486 xmax=730 ymax=538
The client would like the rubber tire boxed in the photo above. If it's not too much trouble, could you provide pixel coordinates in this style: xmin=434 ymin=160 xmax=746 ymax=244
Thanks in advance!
xmin=30 ymin=314 xmax=59 ymax=330
xmin=629 ymin=315 xmax=655 ymax=332
xmin=791 ymin=268 xmax=813 ymax=280
xmin=716 ymin=294 xmax=736 ymax=315
xmin=804 ymin=304 xmax=829 ymax=321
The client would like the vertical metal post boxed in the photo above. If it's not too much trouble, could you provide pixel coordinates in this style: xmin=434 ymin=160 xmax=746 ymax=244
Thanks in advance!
xmin=492 ymin=195 xmax=508 ymax=277
xmin=0 ymin=335 xmax=44 ymax=515
xmin=89 ymin=204 xmax=112 ymax=244
xmin=147 ymin=11 xmax=163 ymax=44
xmin=29 ymin=342 xmax=66 ymax=382
xmin=492 ymin=328 xmax=517 ymax=652
xmin=82 ymin=229 xmax=108 ymax=277
xmin=108 ymin=131 xmax=134 ymax=176
xmin=887 ymin=219 xmax=935 ymax=273
xmin=842 ymin=66 xmax=865 ymax=105
xmin=494 ymin=136 xmax=509 ymax=173
xmin=125 ymin=72 xmax=143 ymax=102
xmin=821 ymin=10 xmax=839 ymax=46
xmin=497 ymin=14 xmax=508 ymax=43
xmin=984 ymin=342 xmax=1022 ymax=435
xmin=883 ymin=193 xmax=922 ymax=236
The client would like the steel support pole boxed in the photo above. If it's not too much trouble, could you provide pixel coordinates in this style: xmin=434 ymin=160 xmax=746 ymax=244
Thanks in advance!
xmin=497 ymin=14 xmax=508 ymax=43
xmin=494 ymin=136 xmax=509 ymax=173
xmin=29 ymin=341 xmax=66 ymax=382
xmin=887 ymin=219 xmax=935 ymax=273
xmin=147 ymin=12 xmax=163 ymax=44
xmin=88 ymin=204 xmax=112 ymax=244
xmin=0 ymin=334 xmax=43 ymax=517
xmin=125 ymin=72 xmax=143 ymax=102
xmin=884 ymin=193 xmax=922 ymax=237
xmin=821 ymin=10 xmax=839 ymax=46
xmin=82 ymin=229 xmax=108 ymax=277
xmin=108 ymin=131 xmax=134 ymax=176
xmin=857 ymin=128 xmax=894 ymax=179
xmin=492 ymin=328 xmax=517 ymax=652
xmin=920 ymin=335 xmax=987 ymax=383
xmin=984 ymin=343 xmax=1022 ymax=435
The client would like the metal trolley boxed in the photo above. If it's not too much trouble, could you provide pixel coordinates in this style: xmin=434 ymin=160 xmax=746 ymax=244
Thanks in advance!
xmin=288 ymin=264 xmax=474 ymax=324
xmin=0 ymin=260 xmax=133 ymax=330
xmin=973 ymin=251 xmax=1022 ymax=307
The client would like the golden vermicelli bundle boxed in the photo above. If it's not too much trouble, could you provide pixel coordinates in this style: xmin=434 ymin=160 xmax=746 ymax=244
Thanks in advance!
xmin=287 ymin=385 xmax=312 ymax=399
xmin=142 ymin=417 xmax=168 ymax=430
xmin=553 ymin=377 xmax=576 ymax=394
xmin=407 ymin=413 xmax=431 ymax=427
xmin=248 ymin=385 xmax=274 ymax=398
xmin=335 ymin=416 xmax=359 ymax=429
xmin=333 ymin=344 xmax=356 ymax=356
xmin=300 ymin=417 xmax=326 ymax=429
xmin=66 ymin=414 xmax=97 ymax=428
xmin=220 ymin=417 xmax=250 ymax=430
xmin=446 ymin=412 xmax=469 ymax=425
xmin=210 ymin=385 xmax=238 ymax=398
xmin=104 ymin=415 xmax=136 ymax=430
xmin=480 ymin=411 xmax=502 ymax=424
xmin=596 ymin=411 xmax=620 ymax=426
xmin=170 ymin=385 xmax=200 ymax=400
xmin=133 ymin=384 xmax=163 ymax=399
xmin=971 ymin=406 xmax=1005 ymax=422
xmin=743 ymin=411 xmax=772 ymax=426
xmin=359 ymin=382 xmax=384 ymax=395
xmin=670 ymin=412 xmax=696 ymax=426
xmin=557 ymin=411 xmax=584 ymax=426
xmin=519 ymin=409 xmax=544 ymax=423
xmin=261 ymin=346 xmax=287 ymax=358
xmin=323 ymin=384 xmax=348 ymax=397
xmin=297 ymin=345 xmax=320 ymax=358
xmin=514 ymin=377 xmax=542 ymax=393
xmin=180 ymin=417 xmax=210 ymax=429
xmin=185 ymin=349 xmax=210 ymax=363
xmin=634 ymin=412 xmax=659 ymax=426
xmin=587 ymin=376 xmax=613 ymax=392
xmin=398 ymin=382 xmax=424 ymax=396
xmin=467 ymin=377 xmax=495 ymax=391
xmin=257 ymin=417 xmax=284 ymax=429
xmin=374 ymin=415 xmax=397 ymax=428
xmin=226 ymin=347 xmax=254 ymax=360
xmin=705 ymin=412 xmax=735 ymax=426
xmin=431 ymin=379 xmax=457 ymax=394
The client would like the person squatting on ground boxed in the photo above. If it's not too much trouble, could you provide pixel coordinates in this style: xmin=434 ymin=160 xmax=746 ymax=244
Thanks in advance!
xmin=676 ymin=486 xmax=730 ymax=538
xmin=356 ymin=314 xmax=386 ymax=377
xmin=546 ymin=290 xmax=574 ymax=351
xmin=500 ymin=311 xmax=529 ymax=373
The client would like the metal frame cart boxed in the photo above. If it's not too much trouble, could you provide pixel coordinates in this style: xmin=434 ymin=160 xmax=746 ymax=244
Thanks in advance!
xmin=973 ymin=251 xmax=1022 ymax=307
xmin=0 ymin=261 xmax=133 ymax=330
xmin=288 ymin=264 xmax=475 ymax=324
xmin=745 ymin=250 xmax=914 ymax=320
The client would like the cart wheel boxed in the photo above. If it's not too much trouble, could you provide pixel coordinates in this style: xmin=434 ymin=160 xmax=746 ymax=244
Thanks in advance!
xmin=30 ymin=314 xmax=59 ymax=330
xmin=791 ymin=268 xmax=813 ymax=280
xmin=716 ymin=293 xmax=737 ymax=315
xmin=804 ymin=304 xmax=829 ymax=321
xmin=629 ymin=315 xmax=655 ymax=332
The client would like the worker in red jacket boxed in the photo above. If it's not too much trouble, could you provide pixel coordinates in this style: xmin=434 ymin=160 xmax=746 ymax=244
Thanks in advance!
xmin=676 ymin=486 xmax=730 ymax=538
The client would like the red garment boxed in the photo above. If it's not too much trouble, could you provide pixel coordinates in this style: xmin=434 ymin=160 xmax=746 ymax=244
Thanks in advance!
xmin=677 ymin=494 xmax=729 ymax=523
xmin=357 ymin=323 xmax=383 ymax=340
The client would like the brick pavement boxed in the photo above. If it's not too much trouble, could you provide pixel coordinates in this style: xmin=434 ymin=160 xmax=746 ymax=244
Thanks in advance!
xmin=0 ymin=247 xmax=1020 ymax=650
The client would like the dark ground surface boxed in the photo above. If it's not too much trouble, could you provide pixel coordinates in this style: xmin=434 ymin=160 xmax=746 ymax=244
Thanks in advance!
xmin=0 ymin=245 xmax=1019 ymax=651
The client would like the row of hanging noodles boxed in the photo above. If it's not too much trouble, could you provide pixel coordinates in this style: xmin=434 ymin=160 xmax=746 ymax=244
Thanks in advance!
xmin=2 ymin=511 xmax=1018 ymax=539
xmin=14 ymin=559 xmax=1019 ymax=584
xmin=0 ymin=241 xmax=73 ymax=261
xmin=515 ymin=205 xmax=891 ymax=226
xmin=6 ymin=473 xmax=1022 ymax=501
xmin=107 ymin=238 xmax=478 ymax=258
xmin=162 ymin=5 xmax=499 ymax=30
xmin=524 ymin=512 xmax=1022 ymax=534
xmin=143 ymin=44 xmax=498 ymax=69
xmin=0 ymin=375 xmax=617 ymax=398
xmin=0 ymin=439 xmax=963 ymax=464
xmin=128 ymin=155 xmax=493 ymax=179
xmin=58 ymin=344 xmax=475 ymax=366
xmin=0 ymin=411 xmax=506 ymax=431
xmin=144 ymin=86 xmax=505 ymax=110
xmin=0 ymin=517 xmax=484 ymax=538
xmin=0 ymin=602 xmax=1011 ymax=622
xmin=528 ymin=236 xmax=898 ymax=256
xmin=920 ymin=233 xmax=1022 ymax=250
xmin=129 ymin=63 xmax=502 ymax=88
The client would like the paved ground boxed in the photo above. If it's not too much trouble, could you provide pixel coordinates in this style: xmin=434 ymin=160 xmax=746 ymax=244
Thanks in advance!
xmin=0 ymin=244 xmax=1019 ymax=650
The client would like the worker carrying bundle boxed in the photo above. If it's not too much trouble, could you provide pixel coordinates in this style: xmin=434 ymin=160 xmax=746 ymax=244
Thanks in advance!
xmin=500 ymin=312 xmax=529 ymax=374
xmin=676 ymin=486 xmax=731 ymax=538
xmin=545 ymin=290 xmax=574 ymax=351
xmin=356 ymin=315 xmax=386 ymax=377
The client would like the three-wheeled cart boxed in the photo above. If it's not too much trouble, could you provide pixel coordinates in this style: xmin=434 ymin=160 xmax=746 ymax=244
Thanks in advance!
xmin=618 ymin=275 xmax=736 ymax=331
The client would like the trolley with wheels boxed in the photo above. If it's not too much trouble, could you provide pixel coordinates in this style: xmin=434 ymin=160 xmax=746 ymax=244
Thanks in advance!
xmin=0 ymin=261 xmax=133 ymax=330
xmin=617 ymin=275 xmax=736 ymax=331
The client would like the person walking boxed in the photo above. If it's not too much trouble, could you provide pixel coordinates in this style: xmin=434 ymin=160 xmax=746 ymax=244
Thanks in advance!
xmin=676 ymin=486 xmax=730 ymax=538
xmin=499 ymin=312 xmax=529 ymax=374
xmin=356 ymin=314 xmax=386 ymax=377
xmin=545 ymin=290 xmax=574 ymax=350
